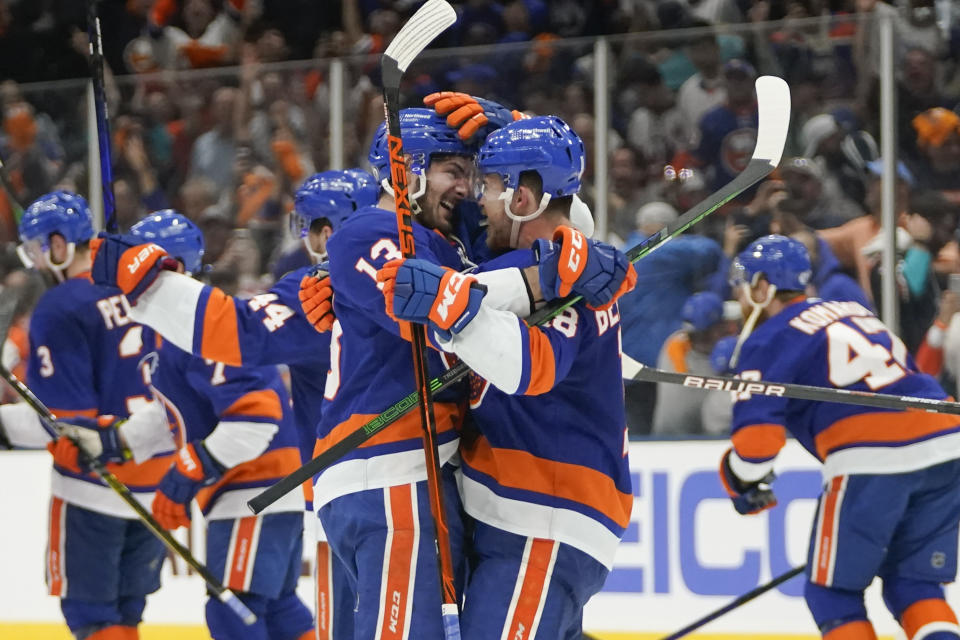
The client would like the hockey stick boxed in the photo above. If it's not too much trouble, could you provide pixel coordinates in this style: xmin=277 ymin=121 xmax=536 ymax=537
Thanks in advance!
xmin=0 ymin=364 xmax=257 ymax=625
xmin=622 ymin=356 xmax=960 ymax=415
xmin=247 ymin=75 xmax=791 ymax=514
xmin=380 ymin=2 xmax=461 ymax=637
xmin=660 ymin=565 xmax=806 ymax=640
xmin=87 ymin=0 xmax=117 ymax=232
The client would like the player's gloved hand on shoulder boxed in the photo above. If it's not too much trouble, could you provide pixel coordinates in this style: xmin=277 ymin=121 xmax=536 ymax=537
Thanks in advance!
xmin=90 ymin=234 xmax=181 ymax=303
xmin=299 ymin=262 xmax=335 ymax=333
xmin=377 ymin=258 xmax=487 ymax=341
xmin=534 ymin=225 xmax=637 ymax=310
xmin=423 ymin=92 xmax=527 ymax=142
xmin=46 ymin=415 xmax=131 ymax=473
xmin=152 ymin=441 xmax=224 ymax=530
xmin=719 ymin=448 xmax=777 ymax=515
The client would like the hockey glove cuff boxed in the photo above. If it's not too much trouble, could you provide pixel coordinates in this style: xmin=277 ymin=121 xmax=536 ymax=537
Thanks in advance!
xmin=720 ymin=448 xmax=777 ymax=515
xmin=535 ymin=226 xmax=636 ymax=309
xmin=90 ymin=234 xmax=181 ymax=303
xmin=48 ymin=416 xmax=132 ymax=473
xmin=299 ymin=262 xmax=335 ymax=333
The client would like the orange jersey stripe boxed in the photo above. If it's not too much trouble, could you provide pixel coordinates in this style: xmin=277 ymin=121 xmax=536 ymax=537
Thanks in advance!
xmin=49 ymin=408 xmax=98 ymax=419
xmin=665 ymin=334 xmax=691 ymax=374
xmin=461 ymin=435 xmax=633 ymax=529
xmin=823 ymin=620 xmax=877 ymax=639
xmin=227 ymin=517 xmax=258 ymax=591
xmin=316 ymin=541 xmax=333 ymax=640
xmin=379 ymin=485 xmax=416 ymax=640
xmin=47 ymin=497 xmax=65 ymax=597
xmin=525 ymin=327 xmax=557 ymax=396
xmin=814 ymin=411 xmax=960 ymax=460
xmin=813 ymin=476 xmax=844 ymax=585
xmin=195 ymin=447 xmax=300 ymax=512
xmin=731 ymin=424 xmax=787 ymax=461
xmin=505 ymin=539 xmax=556 ymax=638
xmin=200 ymin=288 xmax=243 ymax=367
xmin=104 ymin=454 xmax=174 ymax=487
xmin=313 ymin=402 xmax=463 ymax=459
xmin=901 ymin=598 xmax=958 ymax=639
xmin=223 ymin=389 xmax=284 ymax=421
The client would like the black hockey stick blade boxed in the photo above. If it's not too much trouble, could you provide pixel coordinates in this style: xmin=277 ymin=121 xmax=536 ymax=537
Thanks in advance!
xmin=381 ymin=0 xmax=456 ymax=90
xmin=622 ymin=355 xmax=960 ymax=415
xmin=660 ymin=565 xmax=806 ymax=640
xmin=527 ymin=75 xmax=790 ymax=326
xmin=247 ymin=76 xmax=791 ymax=515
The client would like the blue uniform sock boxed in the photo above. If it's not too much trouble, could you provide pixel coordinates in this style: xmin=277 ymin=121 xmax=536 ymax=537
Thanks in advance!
xmin=265 ymin=590 xmax=314 ymax=640
xmin=804 ymin=581 xmax=869 ymax=634
xmin=205 ymin=593 xmax=269 ymax=640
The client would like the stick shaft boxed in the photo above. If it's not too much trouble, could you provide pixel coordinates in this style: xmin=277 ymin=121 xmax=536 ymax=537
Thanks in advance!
xmin=660 ymin=565 xmax=806 ymax=640
xmin=381 ymin=77 xmax=461 ymax=614
xmin=0 ymin=363 xmax=255 ymax=623
xmin=87 ymin=0 xmax=116 ymax=232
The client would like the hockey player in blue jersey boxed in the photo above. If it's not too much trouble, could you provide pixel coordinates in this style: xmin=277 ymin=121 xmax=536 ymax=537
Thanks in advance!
xmin=721 ymin=234 xmax=960 ymax=640
xmin=379 ymin=115 xmax=634 ymax=639
xmin=103 ymin=172 xmax=376 ymax=639
xmin=125 ymin=211 xmax=315 ymax=640
xmin=11 ymin=191 xmax=173 ymax=640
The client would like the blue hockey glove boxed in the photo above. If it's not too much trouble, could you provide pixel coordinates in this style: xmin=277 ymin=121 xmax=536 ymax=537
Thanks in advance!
xmin=424 ymin=92 xmax=526 ymax=142
xmin=535 ymin=225 xmax=637 ymax=310
xmin=90 ymin=234 xmax=181 ymax=303
xmin=377 ymin=258 xmax=487 ymax=341
xmin=719 ymin=448 xmax=777 ymax=515
xmin=152 ymin=441 xmax=224 ymax=530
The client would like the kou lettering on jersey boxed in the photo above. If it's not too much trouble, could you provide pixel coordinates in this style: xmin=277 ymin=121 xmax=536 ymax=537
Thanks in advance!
xmin=788 ymin=301 xmax=873 ymax=335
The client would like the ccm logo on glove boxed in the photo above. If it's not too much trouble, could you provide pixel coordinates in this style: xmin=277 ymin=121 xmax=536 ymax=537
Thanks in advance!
xmin=434 ymin=272 xmax=471 ymax=324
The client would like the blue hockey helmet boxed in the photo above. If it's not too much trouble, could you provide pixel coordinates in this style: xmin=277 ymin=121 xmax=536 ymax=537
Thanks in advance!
xmin=477 ymin=115 xmax=585 ymax=199
xmin=17 ymin=190 xmax=95 ymax=272
xmin=291 ymin=169 xmax=379 ymax=239
xmin=730 ymin=234 xmax=812 ymax=292
xmin=130 ymin=210 xmax=205 ymax=276
xmin=682 ymin=291 xmax=725 ymax=331
xmin=368 ymin=108 xmax=472 ymax=191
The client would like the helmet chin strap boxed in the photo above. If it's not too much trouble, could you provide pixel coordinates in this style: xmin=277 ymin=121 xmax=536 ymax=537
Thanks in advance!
xmin=729 ymin=279 xmax=777 ymax=370
xmin=302 ymin=236 xmax=327 ymax=264
xmin=380 ymin=169 xmax=426 ymax=216
xmin=500 ymin=188 xmax=551 ymax=249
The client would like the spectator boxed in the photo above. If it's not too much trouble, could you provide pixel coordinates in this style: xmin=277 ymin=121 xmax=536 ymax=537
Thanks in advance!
xmin=675 ymin=22 xmax=727 ymax=130
xmin=801 ymin=112 xmax=878 ymax=210
xmin=178 ymin=176 xmax=218 ymax=221
xmin=622 ymin=56 xmax=691 ymax=173
xmin=188 ymin=86 xmax=240 ymax=193
xmin=694 ymin=59 xmax=759 ymax=193
xmin=789 ymin=228 xmax=874 ymax=309
xmin=908 ymin=107 xmax=960 ymax=197
xmin=608 ymin=146 xmax=651 ymax=244
xmin=778 ymin=156 xmax=863 ymax=230
xmin=150 ymin=0 xmax=245 ymax=69
xmin=624 ymin=201 xmax=678 ymax=250
xmin=652 ymin=291 xmax=736 ymax=436
xmin=619 ymin=232 xmax=727 ymax=434
xmin=869 ymin=190 xmax=958 ymax=352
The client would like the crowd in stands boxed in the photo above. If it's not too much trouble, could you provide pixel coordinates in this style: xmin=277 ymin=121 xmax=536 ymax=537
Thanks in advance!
xmin=3 ymin=0 xmax=960 ymax=435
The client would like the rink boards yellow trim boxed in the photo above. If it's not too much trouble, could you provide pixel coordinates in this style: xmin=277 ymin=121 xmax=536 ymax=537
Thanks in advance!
xmin=0 ymin=625 xmax=899 ymax=640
